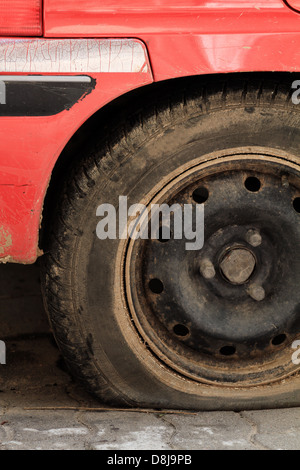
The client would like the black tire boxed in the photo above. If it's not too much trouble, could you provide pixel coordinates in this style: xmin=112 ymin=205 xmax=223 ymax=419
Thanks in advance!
xmin=41 ymin=77 xmax=300 ymax=410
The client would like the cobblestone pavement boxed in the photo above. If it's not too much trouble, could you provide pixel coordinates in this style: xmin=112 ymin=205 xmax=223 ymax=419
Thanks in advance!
xmin=0 ymin=263 xmax=299 ymax=450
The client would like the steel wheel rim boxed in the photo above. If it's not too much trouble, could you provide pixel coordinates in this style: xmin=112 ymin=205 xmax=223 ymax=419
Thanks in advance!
xmin=124 ymin=152 xmax=300 ymax=387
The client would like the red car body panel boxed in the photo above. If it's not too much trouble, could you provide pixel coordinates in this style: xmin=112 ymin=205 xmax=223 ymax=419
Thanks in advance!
xmin=0 ymin=40 xmax=153 ymax=263
xmin=0 ymin=0 xmax=300 ymax=263
xmin=44 ymin=0 xmax=300 ymax=80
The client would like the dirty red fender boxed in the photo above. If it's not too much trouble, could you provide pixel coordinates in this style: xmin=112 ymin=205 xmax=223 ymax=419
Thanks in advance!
xmin=1 ymin=0 xmax=300 ymax=263
xmin=0 ymin=39 xmax=152 ymax=262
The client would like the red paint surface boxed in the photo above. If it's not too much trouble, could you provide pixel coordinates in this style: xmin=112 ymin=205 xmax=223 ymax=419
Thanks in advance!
xmin=0 ymin=72 xmax=152 ymax=262
xmin=43 ymin=0 xmax=300 ymax=81
xmin=1 ymin=0 xmax=300 ymax=262
xmin=0 ymin=0 xmax=42 ymax=36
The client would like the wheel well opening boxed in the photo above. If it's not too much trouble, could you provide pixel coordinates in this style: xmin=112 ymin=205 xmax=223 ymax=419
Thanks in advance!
xmin=39 ymin=71 xmax=299 ymax=251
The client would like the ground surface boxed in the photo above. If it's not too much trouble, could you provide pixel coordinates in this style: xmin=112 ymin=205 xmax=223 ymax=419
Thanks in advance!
xmin=0 ymin=263 xmax=299 ymax=450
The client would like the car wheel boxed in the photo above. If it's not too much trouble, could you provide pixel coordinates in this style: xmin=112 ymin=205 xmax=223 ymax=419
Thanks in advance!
xmin=41 ymin=78 xmax=300 ymax=409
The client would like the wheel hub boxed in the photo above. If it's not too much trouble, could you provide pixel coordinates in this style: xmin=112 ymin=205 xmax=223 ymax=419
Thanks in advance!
xmin=219 ymin=247 xmax=256 ymax=285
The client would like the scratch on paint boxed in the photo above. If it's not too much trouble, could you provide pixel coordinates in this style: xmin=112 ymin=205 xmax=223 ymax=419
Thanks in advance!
xmin=0 ymin=226 xmax=12 ymax=256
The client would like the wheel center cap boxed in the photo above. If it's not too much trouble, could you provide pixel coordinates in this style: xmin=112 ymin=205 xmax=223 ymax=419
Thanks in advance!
xmin=220 ymin=248 xmax=256 ymax=285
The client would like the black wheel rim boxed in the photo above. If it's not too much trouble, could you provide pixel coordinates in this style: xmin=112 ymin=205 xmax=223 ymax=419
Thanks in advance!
xmin=124 ymin=154 xmax=300 ymax=386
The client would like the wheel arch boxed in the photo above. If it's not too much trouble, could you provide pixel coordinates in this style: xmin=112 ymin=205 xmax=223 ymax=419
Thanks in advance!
xmin=40 ymin=71 xmax=298 ymax=253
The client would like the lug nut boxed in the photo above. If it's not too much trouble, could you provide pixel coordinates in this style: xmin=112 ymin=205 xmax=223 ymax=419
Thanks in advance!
xmin=246 ymin=229 xmax=262 ymax=247
xmin=247 ymin=284 xmax=265 ymax=302
xmin=199 ymin=259 xmax=216 ymax=279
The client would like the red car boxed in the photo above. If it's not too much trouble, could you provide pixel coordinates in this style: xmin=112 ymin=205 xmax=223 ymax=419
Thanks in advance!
xmin=1 ymin=0 xmax=300 ymax=410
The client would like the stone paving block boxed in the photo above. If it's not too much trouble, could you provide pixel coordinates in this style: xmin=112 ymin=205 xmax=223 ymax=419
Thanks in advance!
xmin=0 ymin=410 xmax=89 ymax=450
xmin=80 ymin=411 xmax=173 ymax=450
xmin=157 ymin=411 xmax=257 ymax=450
xmin=242 ymin=408 xmax=300 ymax=450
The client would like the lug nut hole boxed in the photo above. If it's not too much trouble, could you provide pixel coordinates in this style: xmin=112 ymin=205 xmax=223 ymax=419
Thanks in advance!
xmin=272 ymin=334 xmax=287 ymax=346
xmin=293 ymin=197 xmax=300 ymax=214
xmin=245 ymin=176 xmax=261 ymax=192
xmin=173 ymin=324 xmax=190 ymax=337
xmin=192 ymin=186 xmax=209 ymax=204
xmin=220 ymin=345 xmax=236 ymax=356
xmin=149 ymin=279 xmax=164 ymax=294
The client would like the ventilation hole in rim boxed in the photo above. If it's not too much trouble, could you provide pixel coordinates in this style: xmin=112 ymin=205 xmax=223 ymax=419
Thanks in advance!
xmin=220 ymin=345 xmax=236 ymax=356
xmin=245 ymin=176 xmax=261 ymax=192
xmin=293 ymin=197 xmax=300 ymax=214
xmin=149 ymin=279 xmax=164 ymax=294
xmin=192 ymin=186 xmax=209 ymax=204
xmin=272 ymin=334 xmax=287 ymax=346
xmin=173 ymin=324 xmax=190 ymax=337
